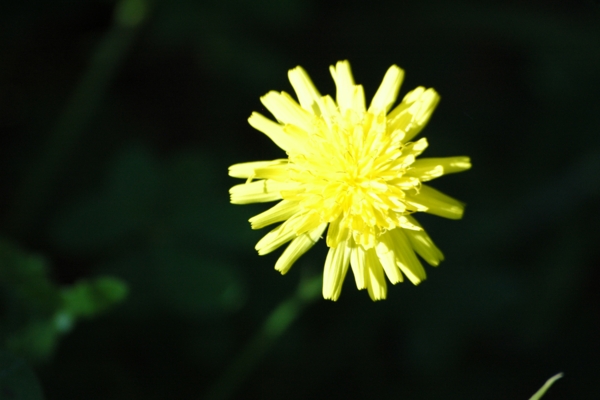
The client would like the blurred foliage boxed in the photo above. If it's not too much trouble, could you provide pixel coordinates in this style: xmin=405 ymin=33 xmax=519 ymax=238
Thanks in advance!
xmin=0 ymin=0 xmax=598 ymax=399
xmin=0 ymin=351 xmax=44 ymax=400
xmin=0 ymin=240 xmax=127 ymax=363
xmin=51 ymin=145 xmax=248 ymax=316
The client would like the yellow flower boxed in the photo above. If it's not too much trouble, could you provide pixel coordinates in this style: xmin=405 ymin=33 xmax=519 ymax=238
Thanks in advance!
xmin=229 ymin=61 xmax=470 ymax=301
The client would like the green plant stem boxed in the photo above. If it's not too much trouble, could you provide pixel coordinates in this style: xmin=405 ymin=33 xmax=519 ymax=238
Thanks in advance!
xmin=205 ymin=273 xmax=322 ymax=400
xmin=7 ymin=0 xmax=147 ymax=237
xmin=529 ymin=373 xmax=563 ymax=400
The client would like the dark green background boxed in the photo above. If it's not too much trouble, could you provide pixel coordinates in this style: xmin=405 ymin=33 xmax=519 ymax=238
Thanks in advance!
xmin=1 ymin=0 xmax=599 ymax=398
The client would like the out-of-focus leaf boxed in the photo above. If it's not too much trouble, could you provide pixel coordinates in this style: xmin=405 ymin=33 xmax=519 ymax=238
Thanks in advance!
xmin=51 ymin=146 xmax=255 ymax=255
xmin=164 ymin=151 xmax=259 ymax=250
xmin=0 ymin=239 xmax=128 ymax=363
xmin=50 ymin=146 xmax=161 ymax=254
xmin=0 ymin=240 xmax=61 ymax=317
xmin=0 ymin=240 xmax=63 ymax=362
xmin=151 ymin=248 xmax=245 ymax=317
xmin=4 ymin=321 xmax=60 ymax=365
xmin=0 ymin=351 xmax=44 ymax=400
xmin=98 ymin=247 xmax=246 ymax=319
xmin=61 ymin=277 xmax=128 ymax=318
xmin=114 ymin=0 xmax=148 ymax=28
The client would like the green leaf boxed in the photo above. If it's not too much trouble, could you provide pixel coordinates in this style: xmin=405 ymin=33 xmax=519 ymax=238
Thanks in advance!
xmin=0 ymin=240 xmax=60 ymax=317
xmin=4 ymin=321 xmax=60 ymax=365
xmin=0 ymin=240 xmax=63 ymax=362
xmin=0 ymin=239 xmax=128 ymax=363
xmin=61 ymin=277 xmax=128 ymax=318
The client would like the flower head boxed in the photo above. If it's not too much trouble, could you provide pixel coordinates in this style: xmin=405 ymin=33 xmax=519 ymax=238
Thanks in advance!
xmin=229 ymin=61 xmax=471 ymax=301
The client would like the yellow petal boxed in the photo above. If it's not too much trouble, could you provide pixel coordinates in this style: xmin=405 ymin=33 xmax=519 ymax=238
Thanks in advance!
xmin=406 ymin=184 xmax=465 ymax=219
xmin=255 ymin=212 xmax=309 ymax=255
xmin=404 ymin=88 xmax=440 ymax=142
xmin=387 ymin=87 xmax=440 ymax=143
xmin=388 ymin=228 xmax=426 ymax=285
xmin=375 ymin=233 xmax=404 ymax=284
xmin=368 ymin=65 xmax=404 ymax=113
xmin=405 ymin=156 xmax=472 ymax=182
xmin=260 ymin=91 xmax=314 ymax=133
xmin=292 ymin=211 xmax=322 ymax=235
xmin=351 ymin=85 xmax=366 ymax=113
xmin=326 ymin=214 xmax=350 ymax=248
xmin=404 ymin=216 xmax=444 ymax=266
xmin=350 ymin=243 xmax=367 ymax=289
xmin=386 ymin=86 xmax=425 ymax=129
xmin=228 ymin=159 xmax=287 ymax=179
xmin=248 ymin=112 xmax=297 ymax=151
xmin=352 ymin=243 xmax=389 ymax=300
xmin=364 ymin=248 xmax=387 ymax=300
xmin=322 ymin=241 xmax=352 ymax=301
xmin=329 ymin=60 xmax=356 ymax=112
xmin=253 ymin=164 xmax=290 ymax=181
xmin=288 ymin=66 xmax=322 ymax=114
xmin=397 ymin=215 xmax=422 ymax=231
xmin=320 ymin=95 xmax=340 ymax=125
xmin=230 ymin=180 xmax=296 ymax=204
xmin=249 ymin=200 xmax=300 ymax=230
xmin=275 ymin=223 xmax=327 ymax=274
xmin=403 ymin=137 xmax=429 ymax=158
xmin=282 ymin=124 xmax=310 ymax=152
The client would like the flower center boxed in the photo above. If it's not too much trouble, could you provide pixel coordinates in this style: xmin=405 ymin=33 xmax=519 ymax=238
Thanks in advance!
xmin=284 ymin=110 xmax=421 ymax=248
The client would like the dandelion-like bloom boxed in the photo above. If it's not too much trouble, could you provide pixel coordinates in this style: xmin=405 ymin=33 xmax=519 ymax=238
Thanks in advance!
xmin=229 ymin=61 xmax=471 ymax=301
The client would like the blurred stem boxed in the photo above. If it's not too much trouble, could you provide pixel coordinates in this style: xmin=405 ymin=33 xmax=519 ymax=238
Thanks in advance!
xmin=528 ymin=373 xmax=563 ymax=400
xmin=205 ymin=273 xmax=322 ymax=400
xmin=7 ymin=0 xmax=148 ymax=237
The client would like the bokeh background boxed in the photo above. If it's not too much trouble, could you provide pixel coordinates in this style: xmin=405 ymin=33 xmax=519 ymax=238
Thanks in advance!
xmin=1 ymin=0 xmax=599 ymax=398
